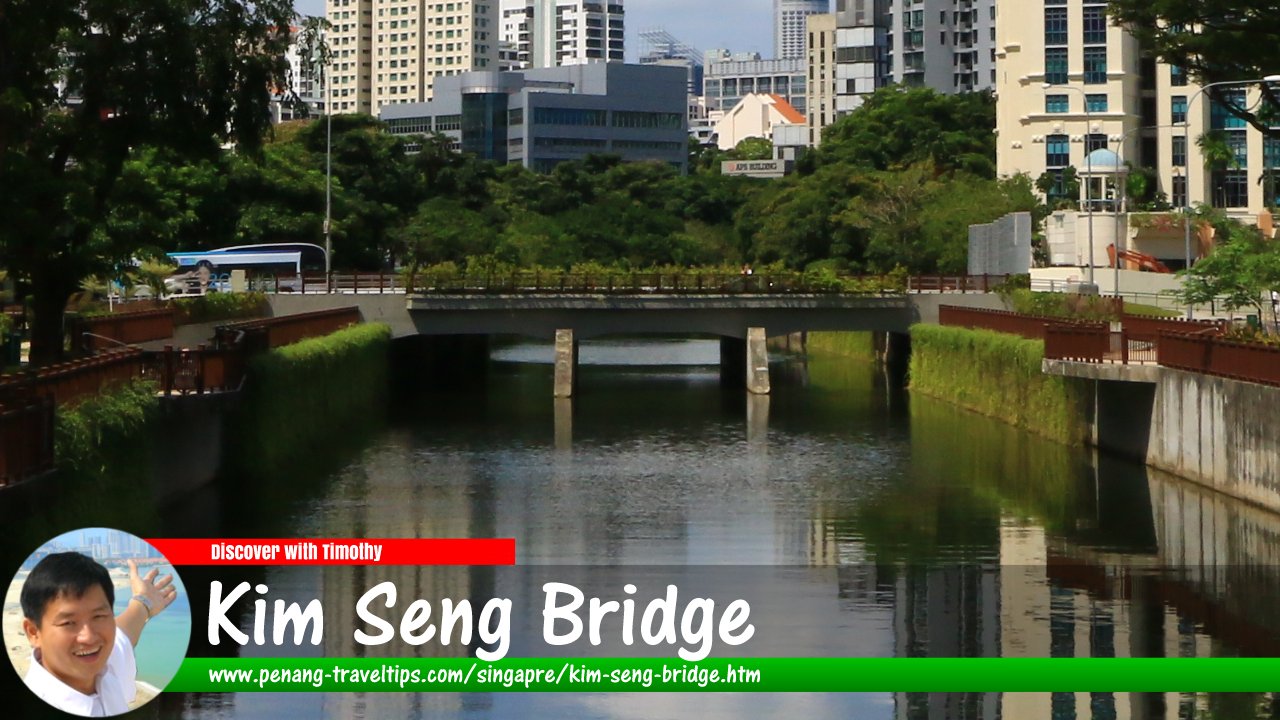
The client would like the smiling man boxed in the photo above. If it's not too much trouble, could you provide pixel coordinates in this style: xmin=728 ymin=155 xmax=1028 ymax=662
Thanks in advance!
xmin=20 ymin=552 xmax=178 ymax=717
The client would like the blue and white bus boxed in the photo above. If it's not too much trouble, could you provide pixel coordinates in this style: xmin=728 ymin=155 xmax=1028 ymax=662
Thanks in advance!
xmin=165 ymin=243 xmax=327 ymax=294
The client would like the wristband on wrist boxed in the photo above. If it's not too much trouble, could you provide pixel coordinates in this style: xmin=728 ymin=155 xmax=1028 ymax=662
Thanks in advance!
xmin=131 ymin=595 xmax=154 ymax=620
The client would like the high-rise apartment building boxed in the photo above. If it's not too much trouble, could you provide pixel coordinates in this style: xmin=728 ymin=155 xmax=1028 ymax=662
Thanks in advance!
xmin=805 ymin=1 xmax=995 ymax=145
xmin=996 ymin=0 xmax=1279 ymax=225
xmin=325 ymin=0 xmax=499 ymax=116
xmin=884 ymin=0 xmax=996 ymax=92
xmin=498 ymin=0 xmax=624 ymax=70
xmin=776 ymin=0 xmax=829 ymax=60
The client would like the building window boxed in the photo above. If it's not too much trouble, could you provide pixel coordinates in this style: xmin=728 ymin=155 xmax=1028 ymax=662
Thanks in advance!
xmin=1044 ymin=48 xmax=1068 ymax=85
xmin=1045 ymin=95 xmax=1069 ymax=113
xmin=1212 ymin=170 xmax=1249 ymax=208
xmin=1172 ymin=136 xmax=1187 ymax=167
xmin=1086 ymin=94 xmax=1108 ymax=112
xmin=1171 ymin=65 xmax=1187 ymax=87
xmin=532 ymin=107 xmax=607 ymax=127
xmin=1083 ymin=47 xmax=1107 ymax=84
xmin=1086 ymin=133 xmax=1108 ymax=153
xmin=1171 ymin=96 xmax=1187 ymax=124
xmin=1265 ymin=137 xmax=1280 ymax=206
xmin=1046 ymin=134 xmax=1070 ymax=169
xmin=1082 ymin=6 xmax=1108 ymax=45
xmin=1211 ymin=90 xmax=1248 ymax=130
xmin=1172 ymin=175 xmax=1187 ymax=208
xmin=1044 ymin=7 xmax=1068 ymax=46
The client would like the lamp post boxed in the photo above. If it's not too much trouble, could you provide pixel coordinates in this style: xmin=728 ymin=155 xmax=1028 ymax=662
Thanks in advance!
xmin=325 ymin=110 xmax=332 ymax=280
xmin=1180 ymin=75 xmax=1280 ymax=318
xmin=1046 ymin=83 xmax=1095 ymax=287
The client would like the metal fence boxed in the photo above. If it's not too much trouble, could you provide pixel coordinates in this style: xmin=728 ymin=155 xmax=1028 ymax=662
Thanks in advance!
xmin=0 ymin=395 xmax=54 ymax=487
xmin=938 ymin=306 xmax=1077 ymax=341
xmin=71 ymin=308 xmax=176 ymax=352
xmin=214 ymin=307 xmax=361 ymax=352
xmin=907 ymin=275 xmax=1012 ymax=294
xmin=1157 ymin=332 xmax=1280 ymax=387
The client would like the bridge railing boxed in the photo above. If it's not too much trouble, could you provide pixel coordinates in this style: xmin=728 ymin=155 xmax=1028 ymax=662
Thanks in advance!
xmin=1157 ymin=331 xmax=1280 ymax=387
xmin=907 ymin=275 xmax=1011 ymax=293
xmin=140 ymin=346 xmax=247 ymax=396
xmin=0 ymin=348 xmax=148 ymax=407
xmin=70 ymin=308 xmax=176 ymax=352
xmin=405 ymin=272 xmax=900 ymax=295
xmin=0 ymin=395 xmax=55 ymax=487
xmin=938 ymin=306 xmax=1098 ymax=341
xmin=214 ymin=307 xmax=362 ymax=352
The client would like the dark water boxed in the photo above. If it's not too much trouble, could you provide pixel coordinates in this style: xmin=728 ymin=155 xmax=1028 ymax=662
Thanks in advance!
xmin=11 ymin=338 xmax=1280 ymax=719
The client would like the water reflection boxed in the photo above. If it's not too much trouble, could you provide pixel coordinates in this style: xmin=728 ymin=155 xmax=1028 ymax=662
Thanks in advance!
xmin=9 ymin=338 xmax=1279 ymax=719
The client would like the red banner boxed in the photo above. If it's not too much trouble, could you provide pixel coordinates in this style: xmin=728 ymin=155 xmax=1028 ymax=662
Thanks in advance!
xmin=145 ymin=538 xmax=515 ymax=566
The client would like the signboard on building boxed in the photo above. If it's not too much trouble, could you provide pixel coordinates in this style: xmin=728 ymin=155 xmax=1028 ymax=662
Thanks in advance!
xmin=721 ymin=159 xmax=790 ymax=178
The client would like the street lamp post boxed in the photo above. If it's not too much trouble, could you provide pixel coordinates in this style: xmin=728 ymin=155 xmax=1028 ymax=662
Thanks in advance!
xmin=1180 ymin=75 xmax=1280 ymax=318
xmin=1046 ymin=83 xmax=1095 ymax=288
xmin=325 ymin=110 xmax=332 ymax=282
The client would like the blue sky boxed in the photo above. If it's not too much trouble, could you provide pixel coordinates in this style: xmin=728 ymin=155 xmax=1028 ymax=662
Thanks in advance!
xmin=292 ymin=0 xmax=778 ymax=61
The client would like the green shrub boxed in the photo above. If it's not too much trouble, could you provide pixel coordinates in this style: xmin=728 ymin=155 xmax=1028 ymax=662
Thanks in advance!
xmin=230 ymin=323 xmax=391 ymax=474
xmin=909 ymin=324 xmax=1089 ymax=444
xmin=55 ymin=379 xmax=159 ymax=473
xmin=1004 ymin=288 xmax=1121 ymax=322
xmin=173 ymin=292 xmax=269 ymax=325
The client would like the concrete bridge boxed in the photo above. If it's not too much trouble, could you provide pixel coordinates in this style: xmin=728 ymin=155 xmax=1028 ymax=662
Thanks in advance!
xmin=266 ymin=291 xmax=1004 ymax=396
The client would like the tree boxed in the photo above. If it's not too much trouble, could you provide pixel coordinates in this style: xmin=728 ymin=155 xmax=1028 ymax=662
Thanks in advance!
xmin=729 ymin=137 xmax=773 ymax=161
xmin=0 ymin=0 xmax=294 ymax=363
xmin=814 ymin=86 xmax=998 ymax=177
xmin=290 ymin=16 xmax=332 ymax=119
xmin=1177 ymin=221 xmax=1280 ymax=317
xmin=1106 ymin=1 xmax=1280 ymax=136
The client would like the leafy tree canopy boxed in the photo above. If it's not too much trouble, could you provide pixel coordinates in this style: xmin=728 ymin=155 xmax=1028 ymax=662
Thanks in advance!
xmin=1107 ymin=0 xmax=1280 ymax=134
xmin=813 ymin=86 xmax=997 ymax=177
xmin=0 ymin=0 xmax=295 ymax=363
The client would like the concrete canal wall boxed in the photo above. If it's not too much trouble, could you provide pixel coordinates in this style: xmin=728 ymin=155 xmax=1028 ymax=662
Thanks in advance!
xmin=1146 ymin=369 xmax=1280 ymax=513
xmin=911 ymin=323 xmax=1280 ymax=514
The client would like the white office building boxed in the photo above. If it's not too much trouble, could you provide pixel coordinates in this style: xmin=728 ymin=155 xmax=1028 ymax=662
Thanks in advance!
xmin=498 ymin=0 xmax=624 ymax=70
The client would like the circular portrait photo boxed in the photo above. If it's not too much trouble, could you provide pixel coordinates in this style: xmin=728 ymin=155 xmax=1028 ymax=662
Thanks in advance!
xmin=4 ymin=528 xmax=190 ymax=717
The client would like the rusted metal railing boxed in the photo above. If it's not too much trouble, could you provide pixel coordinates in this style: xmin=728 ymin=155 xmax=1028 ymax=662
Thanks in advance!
xmin=1044 ymin=323 xmax=1111 ymax=362
xmin=72 ymin=309 xmax=175 ymax=352
xmin=1158 ymin=331 xmax=1280 ymax=387
xmin=939 ymin=306 xmax=1074 ymax=341
xmin=0 ymin=395 xmax=55 ymax=487
xmin=214 ymin=307 xmax=361 ymax=352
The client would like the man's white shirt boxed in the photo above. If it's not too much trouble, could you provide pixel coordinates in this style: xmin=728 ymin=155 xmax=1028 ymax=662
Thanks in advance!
xmin=23 ymin=631 xmax=137 ymax=717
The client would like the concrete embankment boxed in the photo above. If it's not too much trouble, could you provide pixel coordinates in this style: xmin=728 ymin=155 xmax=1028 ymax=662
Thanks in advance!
xmin=906 ymin=323 xmax=1280 ymax=515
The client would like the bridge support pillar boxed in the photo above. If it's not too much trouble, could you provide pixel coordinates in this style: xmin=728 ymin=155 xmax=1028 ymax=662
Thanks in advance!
xmin=720 ymin=330 xmax=771 ymax=394
xmin=746 ymin=327 xmax=771 ymax=395
xmin=554 ymin=329 xmax=578 ymax=398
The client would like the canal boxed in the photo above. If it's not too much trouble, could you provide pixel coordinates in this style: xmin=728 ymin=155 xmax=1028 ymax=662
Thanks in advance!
xmin=172 ymin=338 xmax=1280 ymax=719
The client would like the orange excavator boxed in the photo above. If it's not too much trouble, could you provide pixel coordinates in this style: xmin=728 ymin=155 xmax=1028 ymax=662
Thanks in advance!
xmin=1107 ymin=244 xmax=1173 ymax=273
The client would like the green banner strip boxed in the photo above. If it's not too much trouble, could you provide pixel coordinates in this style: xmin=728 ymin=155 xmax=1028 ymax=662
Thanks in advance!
xmin=168 ymin=658 xmax=1280 ymax=693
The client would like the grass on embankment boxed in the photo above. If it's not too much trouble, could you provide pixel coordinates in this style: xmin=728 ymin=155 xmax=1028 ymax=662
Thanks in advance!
xmin=229 ymin=322 xmax=392 ymax=475
xmin=805 ymin=332 xmax=877 ymax=362
xmin=908 ymin=324 xmax=1089 ymax=445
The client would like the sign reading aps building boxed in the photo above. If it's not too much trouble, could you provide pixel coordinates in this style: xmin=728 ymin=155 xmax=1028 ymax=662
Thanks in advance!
xmin=721 ymin=159 xmax=790 ymax=178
